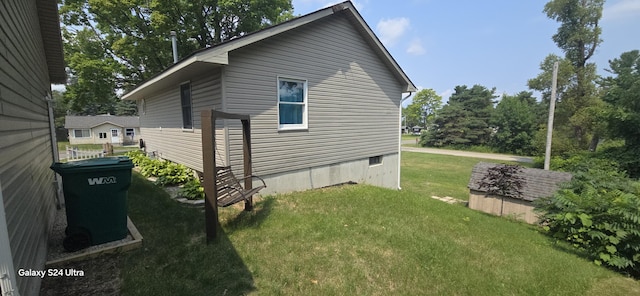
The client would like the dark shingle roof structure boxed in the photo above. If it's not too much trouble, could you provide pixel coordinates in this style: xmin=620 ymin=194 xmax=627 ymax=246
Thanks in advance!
xmin=65 ymin=115 xmax=140 ymax=129
xmin=468 ymin=162 xmax=573 ymax=201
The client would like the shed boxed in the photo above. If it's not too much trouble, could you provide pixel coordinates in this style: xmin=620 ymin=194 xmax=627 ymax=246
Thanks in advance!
xmin=122 ymin=1 xmax=417 ymax=195
xmin=467 ymin=162 xmax=573 ymax=224
xmin=0 ymin=0 xmax=66 ymax=294
xmin=411 ymin=126 xmax=423 ymax=135
xmin=65 ymin=115 xmax=141 ymax=145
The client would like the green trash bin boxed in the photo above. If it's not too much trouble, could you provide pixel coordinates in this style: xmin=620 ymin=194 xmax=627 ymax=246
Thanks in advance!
xmin=51 ymin=156 xmax=134 ymax=251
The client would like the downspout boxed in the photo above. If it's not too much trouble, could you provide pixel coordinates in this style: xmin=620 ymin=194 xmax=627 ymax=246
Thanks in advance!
xmin=46 ymin=93 xmax=63 ymax=209
xmin=398 ymin=92 xmax=413 ymax=190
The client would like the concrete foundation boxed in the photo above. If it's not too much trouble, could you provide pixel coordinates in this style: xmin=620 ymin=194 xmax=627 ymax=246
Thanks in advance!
xmin=258 ymin=153 xmax=399 ymax=195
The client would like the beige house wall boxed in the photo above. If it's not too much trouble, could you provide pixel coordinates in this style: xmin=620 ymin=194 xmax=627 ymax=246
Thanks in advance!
xmin=68 ymin=124 xmax=141 ymax=145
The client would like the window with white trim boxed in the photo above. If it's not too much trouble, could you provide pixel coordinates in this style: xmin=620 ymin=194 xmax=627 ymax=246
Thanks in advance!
xmin=74 ymin=129 xmax=90 ymax=138
xmin=99 ymin=132 xmax=107 ymax=139
xmin=180 ymin=83 xmax=193 ymax=129
xmin=125 ymin=128 xmax=135 ymax=137
xmin=278 ymin=77 xmax=307 ymax=130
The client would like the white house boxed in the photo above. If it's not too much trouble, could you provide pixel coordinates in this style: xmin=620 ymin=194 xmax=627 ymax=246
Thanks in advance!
xmin=65 ymin=115 xmax=141 ymax=146
xmin=123 ymin=1 xmax=417 ymax=195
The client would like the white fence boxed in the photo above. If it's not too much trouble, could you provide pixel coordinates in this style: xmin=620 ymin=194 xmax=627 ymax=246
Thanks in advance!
xmin=65 ymin=146 xmax=105 ymax=161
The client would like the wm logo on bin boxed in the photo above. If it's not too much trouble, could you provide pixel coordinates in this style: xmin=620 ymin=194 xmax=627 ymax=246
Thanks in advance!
xmin=87 ymin=176 xmax=117 ymax=185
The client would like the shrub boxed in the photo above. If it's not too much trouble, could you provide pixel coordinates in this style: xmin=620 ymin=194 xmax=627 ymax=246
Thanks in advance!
xmin=125 ymin=150 xmax=147 ymax=166
xmin=139 ymin=158 xmax=167 ymax=178
xmin=477 ymin=164 xmax=525 ymax=198
xmin=600 ymin=145 xmax=640 ymax=179
xmin=126 ymin=150 xmax=194 ymax=186
xmin=535 ymin=166 xmax=640 ymax=278
xmin=178 ymin=178 xmax=205 ymax=200
xmin=153 ymin=162 xmax=192 ymax=186
xmin=532 ymin=153 xmax=621 ymax=173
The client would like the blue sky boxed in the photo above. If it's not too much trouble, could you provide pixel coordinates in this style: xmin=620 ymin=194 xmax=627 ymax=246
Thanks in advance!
xmin=292 ymin=0 xmax=640 ymax=105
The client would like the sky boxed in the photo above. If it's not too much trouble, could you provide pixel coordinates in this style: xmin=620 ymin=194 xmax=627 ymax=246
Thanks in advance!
xmin=291 ymin=0 xmax=640 ymax=106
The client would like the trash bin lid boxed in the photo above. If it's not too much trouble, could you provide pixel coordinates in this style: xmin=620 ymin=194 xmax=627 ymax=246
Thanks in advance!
xmin=51 ymin=157 xmax=133 ymax=174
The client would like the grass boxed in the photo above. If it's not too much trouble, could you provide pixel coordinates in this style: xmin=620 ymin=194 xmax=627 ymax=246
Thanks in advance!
xmin=120 ymin=152 xmax=640 ymax=295
xmin=401 ymin=134 xmax=420 ymax=141
xmin=57 ymin=141 xmax=139 ymax=155
xmin=401 ymin=152 xmax=529 ymax=200
xmin=57 ymin=141 xmax=104 ymax=151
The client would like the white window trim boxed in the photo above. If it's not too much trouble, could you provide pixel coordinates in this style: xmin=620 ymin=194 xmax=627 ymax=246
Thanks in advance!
xmin=277 ymin=76 xmax=308 ymax=131
xmin=73 ymin=129 xmax=91 ymax=138
xmin=125 ymin=128 xmax=135 ymax=137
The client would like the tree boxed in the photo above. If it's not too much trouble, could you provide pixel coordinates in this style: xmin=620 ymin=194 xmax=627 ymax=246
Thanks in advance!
xmin=422 ymin=85 xmax=496 ymax=147
xmin=527 ymin=54 xmax=574 ymax=105
xmin=600 ymin=50 xmax=640 ymax=177
xmin=62 ymin=28 xmax=121 ymax=115
xmin=539 ymin=0 xmax=605 ymax=151
xmin=403 ymin=89 xmax=442 ymax=128
xmin=491 ymin=92 xmax=540 ymax=155
xmin=402 ymin=104 xmax=421 ymax=128
xmin=52 ymin=90 xmax=68 ymax=128
xmin=602 ymin=50 xmax=640 ymax=147
xmin=116 ymin=100 xmax=138 ymax=116
xmin=59 ymin=0 xmax=294 ymax=114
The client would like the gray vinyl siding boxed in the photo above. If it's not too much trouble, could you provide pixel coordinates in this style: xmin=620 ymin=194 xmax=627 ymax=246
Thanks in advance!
xmin=139 ymin=69 xmax=224 ymax=172
xmin=0 ymin=1 xmax=58 ymax=295
xmin=224 ymin=13 xmax=402 ymax=177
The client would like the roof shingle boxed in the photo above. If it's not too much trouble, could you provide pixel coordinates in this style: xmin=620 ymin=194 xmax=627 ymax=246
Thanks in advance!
xmin=64 ymin=115 xmax=140 ymax=129
xmin=468 ymin=162 xmax=573 ymax=201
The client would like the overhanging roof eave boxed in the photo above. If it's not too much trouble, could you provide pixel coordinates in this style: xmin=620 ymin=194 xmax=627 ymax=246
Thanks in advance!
xmin=121 ymin=56 xmax=226 ymax=101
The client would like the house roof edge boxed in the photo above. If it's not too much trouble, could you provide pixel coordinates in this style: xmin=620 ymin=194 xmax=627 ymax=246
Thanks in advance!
xmin=122 ymin=1 xmax=416 ymax=100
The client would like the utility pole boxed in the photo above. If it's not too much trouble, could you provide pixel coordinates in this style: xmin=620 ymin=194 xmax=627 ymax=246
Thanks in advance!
xmin=544 ymin=61 xmax=559 ymax=170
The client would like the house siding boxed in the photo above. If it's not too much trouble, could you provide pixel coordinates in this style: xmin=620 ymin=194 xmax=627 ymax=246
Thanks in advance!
xmin=0 ymin=0 xmax=59 ymax=295
xmin=224 ymin=13 xmax=402 ymax=184
xmin=68 ymin=125 xmax=141 ymax=145
xmin=139 ymin=68 xmax=224 ymax=171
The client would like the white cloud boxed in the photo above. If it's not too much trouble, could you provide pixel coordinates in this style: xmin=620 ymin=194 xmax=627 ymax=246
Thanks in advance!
xmin=439 ymin=89 xmax=453 ymax=103
xmin=376 ymin=17 xmax=410 ymax=46
xmin=603 ymin=0 xmax=640 ymax=21
xmin=406 ymin=38 xmax=426 ymax=55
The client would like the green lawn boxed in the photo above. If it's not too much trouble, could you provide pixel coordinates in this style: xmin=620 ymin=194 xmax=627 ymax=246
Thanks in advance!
xmin=401 ymin=152 xmax=529 ymax=200
xmin=57 ymin=141 xmax=105 ymax=151
xmin=401 ymin=134 xmax=420 ymax=141
xmin=120 ymin=152 xmax=640 ymax=295
xmin=57 ymin=141 xmax=140 ymax=153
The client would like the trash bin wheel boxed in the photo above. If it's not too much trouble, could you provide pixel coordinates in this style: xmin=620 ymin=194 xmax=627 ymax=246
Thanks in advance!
xmin=63 ymin=229 xmax=91 ymax=252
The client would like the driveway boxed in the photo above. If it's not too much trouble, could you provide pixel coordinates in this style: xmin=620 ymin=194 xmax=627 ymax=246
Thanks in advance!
xmin=401 ymin=142 xmax=534 ymax=163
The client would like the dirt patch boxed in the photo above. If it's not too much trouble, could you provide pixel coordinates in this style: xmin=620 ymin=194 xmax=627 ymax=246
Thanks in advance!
xmin=39 ymin=254 xmax=121 ymax=295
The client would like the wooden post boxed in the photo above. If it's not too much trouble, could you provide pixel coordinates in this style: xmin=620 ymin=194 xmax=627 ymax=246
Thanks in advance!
xmin=201 ymin=110 xmax=219 ymax=242
xmin=242 ymin=118 xmax=253 ymax=211
xmin=201 ymin=110 xmax=254 ymax=241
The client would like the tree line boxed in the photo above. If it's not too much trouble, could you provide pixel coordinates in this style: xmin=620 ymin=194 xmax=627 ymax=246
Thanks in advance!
xmin=55 ymin=0 xmax=294 ymax=117
xmin=404 ymin=0 xmax=639 ymax=177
